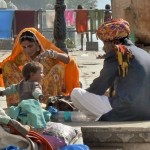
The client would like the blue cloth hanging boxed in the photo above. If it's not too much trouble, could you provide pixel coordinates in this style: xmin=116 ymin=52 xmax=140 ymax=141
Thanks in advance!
xmin=0 ymin=10 xmax=14 ymax=39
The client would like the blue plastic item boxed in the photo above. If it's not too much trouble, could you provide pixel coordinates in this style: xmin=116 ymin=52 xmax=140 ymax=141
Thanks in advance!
xmin=60 ymin=144 xmax=90 ymax=150
xmin=48 ymin=106 xmax=58 ymax=115
xmin=2 ymin=145 xmax=26 ymax=150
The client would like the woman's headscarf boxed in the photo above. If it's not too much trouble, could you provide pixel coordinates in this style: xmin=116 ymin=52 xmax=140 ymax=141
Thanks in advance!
xmin=96 ymin=18 xmax=130 ymax=41
xmin=0 ymin=28 xmax=80 ymax=93
xmin=0 ymin=27 xmax=64 ymax=69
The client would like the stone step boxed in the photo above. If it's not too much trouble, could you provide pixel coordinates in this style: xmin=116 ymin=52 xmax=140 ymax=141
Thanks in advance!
xmin=80 ymin=121 xmax=150 ymax=150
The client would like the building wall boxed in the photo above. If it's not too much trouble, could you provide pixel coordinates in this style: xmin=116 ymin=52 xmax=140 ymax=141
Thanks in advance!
xmin=111 ymin=0 xmax=131 ymax=19
xmin=111 ymin=0 xmax=150 ymax=45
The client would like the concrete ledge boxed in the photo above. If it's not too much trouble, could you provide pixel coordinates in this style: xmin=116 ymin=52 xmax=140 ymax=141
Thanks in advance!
xmin=0 ymin=40 xmax=13 ymax=50
xmin=80 ymin=121 xmax=150 ymax=150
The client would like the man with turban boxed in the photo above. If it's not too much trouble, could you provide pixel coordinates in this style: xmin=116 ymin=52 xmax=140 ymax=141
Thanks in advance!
xmin=71 ymin=18 xmax=150 ymax=121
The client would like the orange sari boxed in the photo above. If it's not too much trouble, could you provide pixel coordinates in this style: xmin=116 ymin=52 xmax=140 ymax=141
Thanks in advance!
xmin=0 ymin=28 xmax=80 ymax=106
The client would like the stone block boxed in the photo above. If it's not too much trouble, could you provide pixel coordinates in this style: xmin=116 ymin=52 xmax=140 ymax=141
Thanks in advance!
xmin=81 ymin=121 xmax=150 ymax=150
xmin=86 ymin=42 xmax=99 ymax=51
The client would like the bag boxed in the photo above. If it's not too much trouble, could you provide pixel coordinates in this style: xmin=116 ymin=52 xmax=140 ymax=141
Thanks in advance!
xmin=42 ymin=122 xmax=82 ymax=145
xmin=41 ymin=134 xmax=66 ymax=150
xmin=46 ymin=96 xmax=76 ymax=111
xmin=27 ymin=131 xmax=53 ymax=150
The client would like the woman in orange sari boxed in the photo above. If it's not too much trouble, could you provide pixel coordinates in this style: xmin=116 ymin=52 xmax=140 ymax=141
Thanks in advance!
xmin=0 ymin=27 xmax=80 ymax=106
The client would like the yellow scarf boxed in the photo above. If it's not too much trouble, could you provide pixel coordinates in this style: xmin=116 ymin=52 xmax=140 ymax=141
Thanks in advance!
xmin=114 ymin=45 xmax=134 ymax=77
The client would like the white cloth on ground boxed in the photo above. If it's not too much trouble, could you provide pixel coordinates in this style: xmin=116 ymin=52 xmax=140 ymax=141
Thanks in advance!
xmin=71 ymin=88 xmax=112 ymax=121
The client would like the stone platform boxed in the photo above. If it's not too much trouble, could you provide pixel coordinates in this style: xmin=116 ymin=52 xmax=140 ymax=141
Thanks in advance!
xmin=80 ymin=121 xmax=150 ymax=150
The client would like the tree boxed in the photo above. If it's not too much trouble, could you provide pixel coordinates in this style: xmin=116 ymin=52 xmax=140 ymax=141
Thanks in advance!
xmin=13 ymin=0 xmax=98 ymax=10
xmin=43 ymin=0 xmax=98 ymax=10
xmin=65 ymin=0 xmax=98 ymax=9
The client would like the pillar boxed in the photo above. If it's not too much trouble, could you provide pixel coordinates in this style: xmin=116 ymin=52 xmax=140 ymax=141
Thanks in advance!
xmin=54 ymin=0 xmax=68 ymax=54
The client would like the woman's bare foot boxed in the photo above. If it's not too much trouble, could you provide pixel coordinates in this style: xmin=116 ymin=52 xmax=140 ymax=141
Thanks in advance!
xmin=8 ymin=119 xmax=30 ymax=136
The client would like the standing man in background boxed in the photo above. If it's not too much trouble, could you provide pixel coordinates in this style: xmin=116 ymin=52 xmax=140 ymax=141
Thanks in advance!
xmin=76 ymin=5 xmax=89 ymax=50
xmin=104 ymin=4 xmax=112 ymax=22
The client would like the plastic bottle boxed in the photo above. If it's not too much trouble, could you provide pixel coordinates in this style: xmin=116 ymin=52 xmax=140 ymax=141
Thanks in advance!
xmin=51 ymin=111 xmax=91 ymax=122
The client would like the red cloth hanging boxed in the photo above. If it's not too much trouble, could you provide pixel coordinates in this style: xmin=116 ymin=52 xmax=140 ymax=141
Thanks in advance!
xmin=13 ymin=10 xmax=38 ymax=37
xmin=75 ymin=9 xmax=88 ymax=33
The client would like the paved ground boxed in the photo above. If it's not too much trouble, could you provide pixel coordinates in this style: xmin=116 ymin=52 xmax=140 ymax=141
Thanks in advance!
xmin=0 ymin=50 xmax=12 ymax=109
xmin=70 ymin=50 xmax=104 ymax=89
xmin=0 ymin=49 xmax=104 ymax=109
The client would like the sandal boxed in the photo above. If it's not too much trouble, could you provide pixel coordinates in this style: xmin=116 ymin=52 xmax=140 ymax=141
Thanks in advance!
xmin=96 ymin=54 xmax=106 ymax=59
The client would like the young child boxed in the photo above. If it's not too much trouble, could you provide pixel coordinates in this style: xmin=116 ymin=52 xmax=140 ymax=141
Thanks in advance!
xmin=0 ymin=61 xmax=51 ymax=130
xmin=0 ymin=61 xmax=44 ymax=103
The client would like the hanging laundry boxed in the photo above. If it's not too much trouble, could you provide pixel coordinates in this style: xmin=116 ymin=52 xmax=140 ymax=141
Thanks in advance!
xmin=96 ymin=9 xmax=105 ymax=28
xmin=13 ymin=10 xmax=38 ymax=38
xmin=88 ymin=9 xmax=97 ymax=32
xmin=65 ymin=9 xmax=75 ymax=27
xmin=0 ymin=10 xmax=14 ymax=39
xmin=46 ymin=10 xmax=55 ymax=28
xmin=75 ymin=9 xmax=88 ymax=33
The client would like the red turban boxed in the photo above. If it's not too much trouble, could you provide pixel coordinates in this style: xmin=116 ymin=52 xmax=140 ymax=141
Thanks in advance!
xmin=96 ymin=18 xmax=130 ymax=41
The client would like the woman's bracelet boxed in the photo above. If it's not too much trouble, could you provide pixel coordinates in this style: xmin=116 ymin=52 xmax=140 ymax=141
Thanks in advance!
xmin=48 ymin=50 xmax=58 ymax=59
